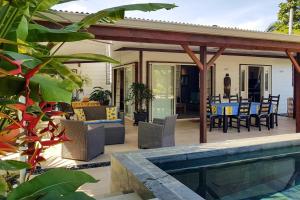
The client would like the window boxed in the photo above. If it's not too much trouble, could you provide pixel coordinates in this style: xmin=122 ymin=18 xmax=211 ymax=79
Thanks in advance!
xmin=265 ymin=72 xmax=269 ymax=91
xmin=106 ymin=63 xmax=111 ymax=85
xmin=241 ymin=70 xmax=245 ymax=91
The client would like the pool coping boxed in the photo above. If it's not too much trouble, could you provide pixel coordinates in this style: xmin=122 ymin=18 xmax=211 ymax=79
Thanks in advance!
xmin=111 ymin=134 xmax=300 ymax=200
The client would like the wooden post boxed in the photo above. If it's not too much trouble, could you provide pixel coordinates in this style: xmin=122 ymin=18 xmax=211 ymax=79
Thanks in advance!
xmin=139 ymin=50 xmax=143 ymax=83
xmin=199 ymin=46 xmax=208 ymax=143
xmin=295 ymin=53 xmax=300 ymax=132
xmin=294 ymin=67 xmax=297 ymax=119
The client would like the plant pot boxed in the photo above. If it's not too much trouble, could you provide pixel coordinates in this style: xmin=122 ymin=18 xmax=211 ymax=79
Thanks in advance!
xmin=134 ymin=111 xmax=148 ymax=126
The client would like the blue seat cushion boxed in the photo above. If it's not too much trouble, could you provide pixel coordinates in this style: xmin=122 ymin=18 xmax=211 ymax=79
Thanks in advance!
xmin=84 ymin=119 xmax=123 ymax=125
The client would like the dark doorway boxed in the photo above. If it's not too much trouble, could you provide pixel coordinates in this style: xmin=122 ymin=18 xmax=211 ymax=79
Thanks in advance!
xmin=248 ymin=66 xmax=262 ymax=102
xmin=176 ymin=65 xmax=200 ymax=119
xmin=119 ymin=69 xmax=125 ymax=111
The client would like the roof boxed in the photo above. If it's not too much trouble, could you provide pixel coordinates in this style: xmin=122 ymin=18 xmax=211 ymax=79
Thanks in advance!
xmin=51 ymin=10 xmax=300 ymax=44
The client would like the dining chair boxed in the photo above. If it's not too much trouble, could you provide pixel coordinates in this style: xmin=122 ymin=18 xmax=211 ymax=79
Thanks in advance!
xmin=207 ymin=97 xmax=222 ymax=131
xmin=229 ymin=94 xmax=239 ymax=103
xmin=251 ymin=98 xmax=271 ymax=131
xmin=269 ymin=94 xmax=280 ymax=127
xmin=231 ymin=101 xmax=251 ymax=132
xmin=239 ymin=97 xmax=252 ymax=103
xmin=210 ymin=94 xmax=222 ymax=103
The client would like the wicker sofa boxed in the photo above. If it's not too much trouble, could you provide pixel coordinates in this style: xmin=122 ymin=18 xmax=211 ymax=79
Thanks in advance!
xmin=61 ymin=119 xmax=105 ymax=161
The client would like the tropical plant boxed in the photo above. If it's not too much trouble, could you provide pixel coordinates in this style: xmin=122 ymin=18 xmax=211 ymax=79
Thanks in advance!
xmin=0 ymin=160 xmax=97 ymax=200
xmin=0 ymin=0 xmax=176 ymax=199
xmin=89 ymin=87 xmax=112 ymax=105
xmin=267 ymin=0 xmax=300 ymax=34
xmin=126 ymin=83 xmax=154 ymax=113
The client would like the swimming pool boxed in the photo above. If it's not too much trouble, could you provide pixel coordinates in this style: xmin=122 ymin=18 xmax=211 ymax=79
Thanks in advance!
xmin=157 ymin=146 xmax=300 ymax=200
xmin=111 ymin=134 xmax=300 ymax=200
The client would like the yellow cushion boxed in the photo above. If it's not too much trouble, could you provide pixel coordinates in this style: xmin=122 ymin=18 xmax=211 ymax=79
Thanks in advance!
xmin=74 ymin=109 xmax=86 ymax=121
xmin=106 ymin=107 xmax=118 ymax=120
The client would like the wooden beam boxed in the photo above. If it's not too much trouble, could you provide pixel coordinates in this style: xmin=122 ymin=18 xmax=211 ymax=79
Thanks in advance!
xmin=207 ymin=47 xmax=225 ymax=68
xmin=181 ymin=44 xmax=204 ymax=70
xmin=199 ymin=46 xmax=208 ymax=143
xmin=295 ymin=53 xmax=300 ymax=132
xmin=87 ymin=25 xmax=300 ymax=52
xmin=286 ymin=50 xmax=300 ymax=73
xmin=37 ymin=20 xmax=300 ymax=52
xmin=115 ymin=47 xmax=288 ymax=59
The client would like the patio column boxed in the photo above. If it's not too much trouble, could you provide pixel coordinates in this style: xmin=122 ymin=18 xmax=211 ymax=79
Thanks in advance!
xmin=287 ymin=51 xmax=300 ymax=132
xmin=139 ymin=50 xmax=143 ymax=83
xmin=199 ymin=46 xmax=208 ymax=143
xmin=295 ymin=53 xmax=300 ymax=132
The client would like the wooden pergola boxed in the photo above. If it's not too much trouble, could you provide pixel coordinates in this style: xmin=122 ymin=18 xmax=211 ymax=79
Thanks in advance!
xmin=42 ymin=18 xmax=300 ymax=143
xmin=90 ymin=24 xmax=300 ymax=143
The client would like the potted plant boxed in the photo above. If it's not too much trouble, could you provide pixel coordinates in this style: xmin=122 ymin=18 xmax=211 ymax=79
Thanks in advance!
xmin=89 ymin=87 xmax=112 ymax=105
xmin=126 ymin=83 xmax=154 ymax=125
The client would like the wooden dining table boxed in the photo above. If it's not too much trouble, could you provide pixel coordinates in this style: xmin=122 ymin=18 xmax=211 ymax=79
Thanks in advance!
xmin=210 ymin=102 xmax=276 ymax=133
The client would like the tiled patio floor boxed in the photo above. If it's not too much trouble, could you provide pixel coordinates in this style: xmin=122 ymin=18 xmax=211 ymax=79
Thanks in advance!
xmin=1 ymin=116 xmax=292 ymax=198
xmin=42 ymin=116 xmax=296 ymax=168
xmin=37 ymin=116 xmax=296 ymax=198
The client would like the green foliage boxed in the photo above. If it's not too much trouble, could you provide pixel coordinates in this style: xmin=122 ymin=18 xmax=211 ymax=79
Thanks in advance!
xmin=66 ymin=3 xmax=177 ymax=31
xmin=126 ymin=83 xmax=154 ymax=112
xmin=7 ymin=168 xmax=98 ymax=200
xmin=31 ymin=74 xmax=73 ymax=103
xmin=89 ymin=87 xmax=112 ymax=105
xmin=43 ymin=53 xmax=120 ymax=64
xmin=0 ymin=1 xmax=175 ymax=200
xmin=0 ymin=2 xmax=176 ymax=103
xmin=26 ymin=24 xmax=95 ymax=42
xmin=268 ymin=0 xmax=300 ymax=33
xmin=0 ymin=160 xmax=30 ymax=171
xmin=0 ymin=161 xmax=29 ymax=196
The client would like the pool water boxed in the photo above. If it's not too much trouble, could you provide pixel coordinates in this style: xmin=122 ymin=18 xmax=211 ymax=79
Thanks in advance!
xmin=154 ymin=146 xmax=300 ymax=200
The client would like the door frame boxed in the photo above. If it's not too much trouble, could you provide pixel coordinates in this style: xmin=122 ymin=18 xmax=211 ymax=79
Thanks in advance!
xmin=112 ymin=62 xmax=138 ymax=115
xmin=147 ymin=61 xmax=216 ymax=120
xmin=149 ymin=62 xmax=177 ymax=121
xmin=239 ymin=64 xmax=272 ymax=99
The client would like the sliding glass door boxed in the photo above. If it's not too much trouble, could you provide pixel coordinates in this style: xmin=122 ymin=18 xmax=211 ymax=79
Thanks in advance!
xmin=151 ymin=63 xmax=176 ymax=120
xmin=124 ymin=64 xmax=135 ymax=118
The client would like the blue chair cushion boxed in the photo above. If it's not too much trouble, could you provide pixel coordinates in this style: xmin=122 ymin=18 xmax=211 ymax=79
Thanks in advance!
xmin=84 ymin=119 xmax=123 ymax=125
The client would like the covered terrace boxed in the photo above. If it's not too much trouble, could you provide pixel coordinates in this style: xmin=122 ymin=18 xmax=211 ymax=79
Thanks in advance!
xmin=40 ymin=14 xmax=300 ymax=143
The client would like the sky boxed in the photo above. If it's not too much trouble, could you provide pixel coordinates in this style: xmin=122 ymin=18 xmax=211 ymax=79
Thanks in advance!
xmin=54 ymin=0 xmax=284 ymax=31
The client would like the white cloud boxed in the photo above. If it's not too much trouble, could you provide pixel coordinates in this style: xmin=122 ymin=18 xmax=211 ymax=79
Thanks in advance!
xmin=236 ymin=18 xmax=273 ymax=31
xmin=54 ymin=1 xmax=89 ymax=12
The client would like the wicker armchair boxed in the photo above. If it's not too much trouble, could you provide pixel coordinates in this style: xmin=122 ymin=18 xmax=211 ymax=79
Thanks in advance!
xmin=61 ymin=120 xmax=105 ymax=161
xmin=138 ymin=115 xmax=178 ymax=149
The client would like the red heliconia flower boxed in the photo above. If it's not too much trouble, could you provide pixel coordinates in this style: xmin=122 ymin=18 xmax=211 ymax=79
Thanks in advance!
xmin=0 ymin=142 xmax=18 ymax=153
xmin=29 ymin=148 xmax=42 ymax=170
xmin=0 ymin=54 xmax=71 ymax=174
xmin=7 ymin=103 xmax=26 ymax=111
xmin=24 ymin=136 xmax=40 ymax=143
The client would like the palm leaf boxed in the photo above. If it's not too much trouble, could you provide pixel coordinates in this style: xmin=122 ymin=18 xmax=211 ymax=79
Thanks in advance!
xmin=44 ymin=53 xmax=120 ymax=64
xmin=7 ymin=168 xmax=97 ymax=200
xmin=66 ymin=3 xmax=177 ymax=31
xmin=27 ymin=24 xmax=94 ymax=42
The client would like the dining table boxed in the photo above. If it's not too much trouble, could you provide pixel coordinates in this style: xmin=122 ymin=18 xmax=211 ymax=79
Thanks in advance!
xmin=210 ymin=102 xmax=276 ymax=133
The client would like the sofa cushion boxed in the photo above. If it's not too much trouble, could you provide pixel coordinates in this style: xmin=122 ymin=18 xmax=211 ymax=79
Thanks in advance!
xmin=83 ymin=106 xmax=106 ymax=120
xmin=84 ymin=119 xmax=123 ymax=125
xmin=73 ymin=109 xmax=86 ymax=121
xmin=106 ymin=107 xmax=118 ymax=120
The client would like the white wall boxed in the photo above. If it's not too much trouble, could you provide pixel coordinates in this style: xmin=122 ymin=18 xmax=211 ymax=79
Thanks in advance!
xmin=113 ymin=51 xmax=293 ymax=114
xmin=65 ymin=62 xmax=110 ymax=98
xmin=214 ymin=56 xmax=292 ymax=113
xmin=54 ymin=40 xmax=111 ymax=99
